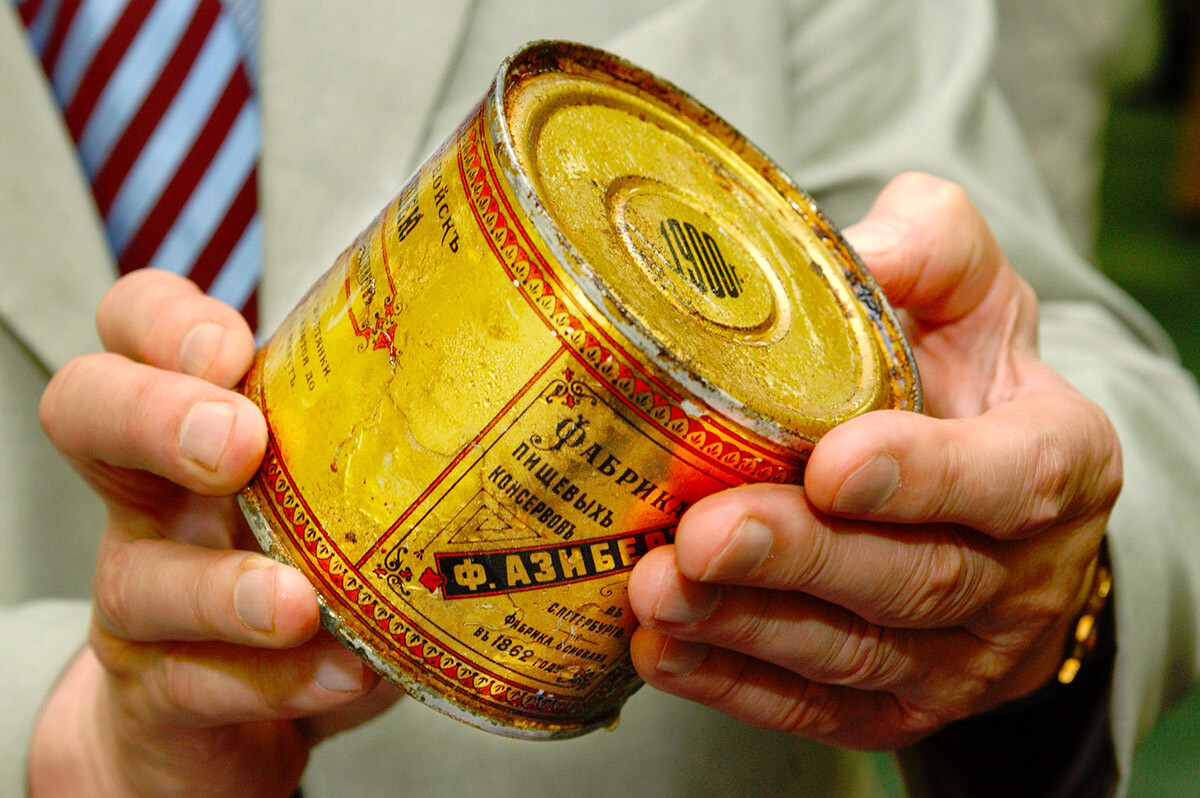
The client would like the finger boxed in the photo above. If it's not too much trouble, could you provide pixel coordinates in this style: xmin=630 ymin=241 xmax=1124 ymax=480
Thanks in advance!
xmin=844 ymin=173 xmax=1042 ymax=420
xmin=94 ymin=539 xmax=319 ymax=647
xmin=657 ymin=484 xmax=1006 ymax=627
xmin=97 ymin=270 xmax=255 ymax=387
xmin=804 ymin=392 xmax=1123 ymax=538
xmin=93 ymin=630 xmax=381 ymax=728
xmin=629 ymin=627 xmax=937 ymax=750
xmin=301 ymin=680 xmax=405 ymax=744
xmin=627 ymin=547 xmax=1001 ymax=710
xmin=842 ymin=172 xmax=1004 ymax=325
xmin=169 ymin=490 xmax=254 ymax=549
xmin=40 ymin=353 xmax=266 ymax=497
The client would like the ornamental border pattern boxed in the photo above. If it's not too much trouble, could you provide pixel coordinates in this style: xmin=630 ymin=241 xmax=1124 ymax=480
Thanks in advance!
xmin=457 ymin=118 xmax=804 ymax=486
xmin=247 ymin=366 xmax=600 ymax=722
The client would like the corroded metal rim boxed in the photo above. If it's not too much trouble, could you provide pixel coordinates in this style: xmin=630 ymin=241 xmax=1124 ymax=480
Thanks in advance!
xmin=489 ymin=41 xmax=921 ymax=451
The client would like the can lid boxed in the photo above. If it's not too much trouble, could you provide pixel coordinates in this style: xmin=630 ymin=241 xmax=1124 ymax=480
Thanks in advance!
xmin=497 ymin=42 xmax=919 ymax=449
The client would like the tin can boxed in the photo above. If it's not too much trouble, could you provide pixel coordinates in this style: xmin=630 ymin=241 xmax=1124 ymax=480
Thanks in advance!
xmin=238 ymin=41 xmax=920 ymax=739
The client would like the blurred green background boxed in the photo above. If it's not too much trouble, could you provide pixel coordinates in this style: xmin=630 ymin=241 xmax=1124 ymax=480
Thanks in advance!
xmin=1097 ymin=90 xmax=1200 ymax=386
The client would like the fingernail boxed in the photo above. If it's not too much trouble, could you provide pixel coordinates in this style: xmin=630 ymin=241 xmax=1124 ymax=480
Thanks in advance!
xmin=844 ymin=221 xmax=902 ymax=256
xmin=653 ymin=573 xmax=721 ymax=625
xmin=178 ymin=322 xmax=226 ymax=378
xmin=315 ymin=647 xmax=366 ymax=692
xmin=701 ymin=517 xmax=773 ymax=581
xmin=657 ymin=638 xmax=709 ymax=675
xmin=832 ymin=453 xmax=900 ymax=513
xmin=233 ymin=566 xmax=275 ymax=632
xmin=179 ymin=401 xmax=236 ymax=470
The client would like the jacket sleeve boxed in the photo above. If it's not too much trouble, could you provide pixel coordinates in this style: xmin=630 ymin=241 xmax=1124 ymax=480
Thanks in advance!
xmin=0 ymin=603 xmax=92 ymax=789
xmin=0 ymin=7 xmax=119 ymax=789
xmin=772 ymin=0 xmax=1200 ymax=794
xmin=0 ymin=328 xmax=106 ymax=790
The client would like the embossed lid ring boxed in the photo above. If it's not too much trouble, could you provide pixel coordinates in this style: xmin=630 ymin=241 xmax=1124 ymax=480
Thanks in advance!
xmin=497 ymin=41 xmax=921 ymax=447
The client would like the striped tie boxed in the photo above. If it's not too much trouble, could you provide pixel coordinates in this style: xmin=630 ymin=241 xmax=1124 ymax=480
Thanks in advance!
xmin=13 ymin=0 xmax=260 ymax=330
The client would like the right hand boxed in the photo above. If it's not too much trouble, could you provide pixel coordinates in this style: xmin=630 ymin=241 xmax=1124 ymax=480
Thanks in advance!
xmin=32 ymin=271 xmax=401 ymax=797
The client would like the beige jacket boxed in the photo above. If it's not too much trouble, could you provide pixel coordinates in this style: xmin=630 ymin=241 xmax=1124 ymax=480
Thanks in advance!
xmin=2 ymin=1 xmax=1196 ymax=795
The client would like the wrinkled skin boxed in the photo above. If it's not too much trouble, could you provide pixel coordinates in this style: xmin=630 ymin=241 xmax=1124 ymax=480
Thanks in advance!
xmin=29 ymin=173 xmax=1119 ymax=795
xmin=626 ymin=172 xmax=1121 ymax=750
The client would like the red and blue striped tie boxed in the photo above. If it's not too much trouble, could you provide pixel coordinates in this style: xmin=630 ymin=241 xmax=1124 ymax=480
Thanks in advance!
xmin=13 ymin=0 xmax=260 ymax=330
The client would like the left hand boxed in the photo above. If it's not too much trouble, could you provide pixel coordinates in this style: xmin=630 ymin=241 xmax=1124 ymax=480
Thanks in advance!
xmin=32 ymin=272 xmax=402 ymax=797
xmin=625 ymin=172 xmax=1122 ymax=750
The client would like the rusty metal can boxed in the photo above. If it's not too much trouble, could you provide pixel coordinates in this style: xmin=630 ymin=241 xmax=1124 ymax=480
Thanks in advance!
xmin=238 ymin=41 xmax=921 ymax=739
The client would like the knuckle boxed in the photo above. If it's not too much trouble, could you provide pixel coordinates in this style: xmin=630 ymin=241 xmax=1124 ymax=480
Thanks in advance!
xmin=885 ymin=538 xmax=983 ymax=625
xmin=962 ymin=647 xmax=1011 ymax=697
xmin=1098 ymin=446 xmax=1124 ymax=509
xmin=930 ymin=650 xmax=1005 ymax=720
xmin=922 ymin=422 xmax=991 ymax=524
xmin=1021 ymin=399 xmax=1123 ymax=533
xmin=121 ymin=372 xmax=162 ymax=444
xmin=928 ymin=179 xmax=974 ymax=220
xmin=896 ymin=544 xmax=961 ymax=621
xmin=700 ymin=656 xmax=752 ymax=710
xmin=1005 ymin=277 xmax=1042 ymax=356
xmin=253 ymin=655 xmax=296 ymax=716
xmin=88 ymin=623 xmax=138 ymax=676
xmin=718 ymin=591 xmax=780 ymax=652
xmin=190 ymin=554 xmax=236 ymax=638
xmin=786 ymin=517 xmax=835 ymax=587
xmin=889 ymin=701 xmax=945 ymax=746
xmin=937 ymin=430 xmax=977 ymax=516
xmin=1027 ymin=580 xmax=1078 ymax=633
xmin=774 ymin=680 xmax=842 ymax=740
xmin=156 ymin=652 xmax=200 ymax=721
xmin=819 ymin=620 xmax=901 ymax=688
xmin=888 ymin=173 xmax=977 ymax=236
xmin=1023 ymin=429 xmax=1074 ymax=531
xmin=93 ymin=541 xmax=139 ymax=637
xmin=844 ymin=694 xmax=944 ymax=750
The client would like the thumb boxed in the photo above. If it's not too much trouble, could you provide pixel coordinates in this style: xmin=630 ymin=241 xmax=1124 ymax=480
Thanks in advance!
xmin=842 ymin=172 xmax=1004 ymax=325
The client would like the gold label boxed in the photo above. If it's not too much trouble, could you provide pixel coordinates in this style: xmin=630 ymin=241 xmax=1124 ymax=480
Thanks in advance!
xmin=240 ymin=105 xmax=805 ymax=737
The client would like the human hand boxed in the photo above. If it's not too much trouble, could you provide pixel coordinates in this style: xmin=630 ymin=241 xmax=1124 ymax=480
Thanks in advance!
xmin=31 ymin=272 xmax=401 ymax=797
xmin=626 ymin=173 xmax=1122 ymax=749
